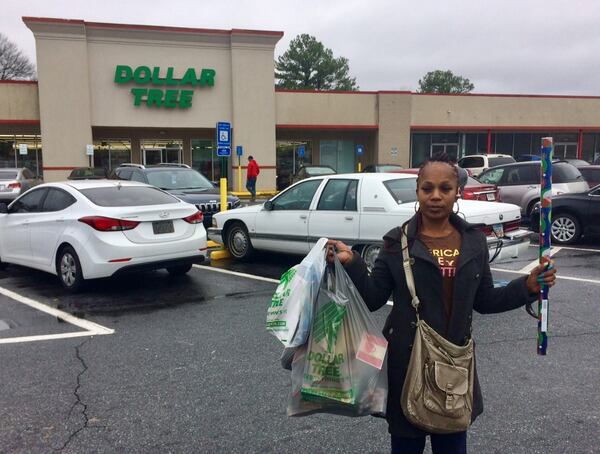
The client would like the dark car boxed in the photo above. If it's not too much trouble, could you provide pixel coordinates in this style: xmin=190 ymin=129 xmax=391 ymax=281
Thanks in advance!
xmin=68 ymin=167 xmax=109 ymax=180
xmin=362 ymin=164 xmax=404 ymax=173
xmin=530 ymin=184 xmax=600 ymax=244
xmin=515 ymin=154 xmax=541 ymax=162
xmin=577 ymin=165 xmax=600 ymax=188
xmin=112 ymin=163 xmax=240 ymax=228
xmin=291 ymin=165 xmax=336 ymax=184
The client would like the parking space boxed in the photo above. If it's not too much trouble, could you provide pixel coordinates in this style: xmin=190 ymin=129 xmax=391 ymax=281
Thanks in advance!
xmin=0 ymin=239 xmax=598 ymax=453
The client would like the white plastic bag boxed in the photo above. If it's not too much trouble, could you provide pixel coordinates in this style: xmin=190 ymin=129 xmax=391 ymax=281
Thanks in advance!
xmin=287 ymin=257 xmax=388 ymax=417
xmin=266 ymin=238 xmax=328 ymax=348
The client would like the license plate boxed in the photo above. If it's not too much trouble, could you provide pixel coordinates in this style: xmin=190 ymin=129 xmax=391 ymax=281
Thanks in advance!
xmin=492 ymin=223 xmax=504 ymax=237
xmin=486 ymin=193 xmax=496 ymax=201
xmin=152 ymin=220 xmax=174 ymax=235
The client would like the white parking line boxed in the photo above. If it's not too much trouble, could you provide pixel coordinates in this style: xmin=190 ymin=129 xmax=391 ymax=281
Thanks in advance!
xmin=193 ymin=264 xmax=280 ymax=283
xmin=490 ymin=268 xmax=600 ymax=285
xmin=518 ymin=247 xmax=562 ymax=273
xmin=0 ymin=286 xmax=114 ymax=344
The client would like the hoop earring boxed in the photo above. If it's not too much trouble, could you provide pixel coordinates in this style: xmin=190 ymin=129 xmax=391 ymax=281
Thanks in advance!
xmin=414 ymin=201 xmax=419 ymax=213
xmin=453 ymin=201 xmax=460 ymax=215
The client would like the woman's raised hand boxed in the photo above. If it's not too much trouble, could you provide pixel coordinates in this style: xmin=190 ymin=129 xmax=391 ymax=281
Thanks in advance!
xmin=326 ymin=239 xmax=354 ymax=265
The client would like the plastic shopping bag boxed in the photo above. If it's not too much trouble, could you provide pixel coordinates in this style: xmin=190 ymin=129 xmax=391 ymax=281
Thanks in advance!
xmin=266 ymin=238 xmax=328 ymax=348
xmin=287 ymin=257 xmax=388 ymax=417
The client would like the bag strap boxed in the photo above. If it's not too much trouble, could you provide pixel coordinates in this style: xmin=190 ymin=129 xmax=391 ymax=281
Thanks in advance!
xmin=400 ymin=226 xmax=421 ymax=319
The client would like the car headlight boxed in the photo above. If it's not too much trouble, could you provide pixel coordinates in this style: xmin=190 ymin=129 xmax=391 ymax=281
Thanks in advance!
xmin=212 ymin=217 xmax=218 ymax=227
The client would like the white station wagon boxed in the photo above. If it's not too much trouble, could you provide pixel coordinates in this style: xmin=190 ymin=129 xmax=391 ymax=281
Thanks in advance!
xmin=208 ymin=173 xmax=530 ymax=268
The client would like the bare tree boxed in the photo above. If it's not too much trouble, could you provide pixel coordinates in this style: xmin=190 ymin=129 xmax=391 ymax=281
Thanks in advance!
xmin=0 ymin=33 xmax=36 ymax=80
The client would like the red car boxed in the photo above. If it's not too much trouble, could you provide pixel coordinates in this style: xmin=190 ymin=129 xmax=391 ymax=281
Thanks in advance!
xmin=391 ymin=169 xmax=501 ymax=202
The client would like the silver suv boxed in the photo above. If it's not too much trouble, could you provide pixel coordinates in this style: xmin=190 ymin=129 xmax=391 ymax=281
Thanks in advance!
xmin=0 ymin=167 xmax=42 ymax=202
xmin=478 ymin=161 xmax=589 ymax=216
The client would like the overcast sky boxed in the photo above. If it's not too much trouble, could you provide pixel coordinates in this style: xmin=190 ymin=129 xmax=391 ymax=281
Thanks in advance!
xmin=3 ymin=0 xmax=599 ymax=95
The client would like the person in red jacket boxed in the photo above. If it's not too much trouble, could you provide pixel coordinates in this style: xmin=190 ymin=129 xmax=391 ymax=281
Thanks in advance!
xmin=246 ymin=155 xmax=260 ymax=202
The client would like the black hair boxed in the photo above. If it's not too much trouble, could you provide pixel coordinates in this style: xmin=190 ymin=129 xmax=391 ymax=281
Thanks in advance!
xmin=248 ymin=155 xmax=254 ymax=160
xmin=416 ymin=151 xmax=459 ymax=187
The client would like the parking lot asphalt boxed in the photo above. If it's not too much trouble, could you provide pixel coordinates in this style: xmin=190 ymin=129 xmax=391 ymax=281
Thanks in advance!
xmin=0 ymin=239 xmax=598 ymax=453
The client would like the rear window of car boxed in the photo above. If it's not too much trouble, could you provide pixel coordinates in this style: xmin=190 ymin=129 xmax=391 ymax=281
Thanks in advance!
xmin=79 ymin=186 xmax=179 ymax=206
xmin=378 ymin=165 xmax=403 ymax=172
xmin=579 ymin=168 xmax=599 ymax=180
xmin=554 ymin=163 xmax=584 ymax=184
xmin=306 ymin=167 xmax=336 ymax=176
xmin=459 ymin=156 xmax=484 ymax=168
xmin=0 ymin=171 xmax=18 ymax=179
xmin=488 ymin=157 xmax=516 ymax=167
xmin=383 ymin=177 xmax=417 ymax=204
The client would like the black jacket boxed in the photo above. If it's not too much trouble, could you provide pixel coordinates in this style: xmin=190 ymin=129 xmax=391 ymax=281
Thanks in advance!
xmin=345 ymin=213 xmax=536 ymax=437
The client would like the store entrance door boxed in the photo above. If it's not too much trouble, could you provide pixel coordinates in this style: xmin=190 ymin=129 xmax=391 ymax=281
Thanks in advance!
xmin=553 ymin=142 xmax=578 ymax=159
xmin=141 ymin=139 xmax=183 ymax=165
xmin=431 ymin=143 xmax=459 ymax=161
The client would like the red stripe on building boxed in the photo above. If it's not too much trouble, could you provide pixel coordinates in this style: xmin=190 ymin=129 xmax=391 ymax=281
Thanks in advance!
xmin=411 ymin=125 xmax=600 ymax=132
xmin=0 ymin=119 xmax=40 ymax=124
xmin=276 ymin=124 xmax=378 ymax=130
xmin=43 ymin=166 xmax=78 ymax=171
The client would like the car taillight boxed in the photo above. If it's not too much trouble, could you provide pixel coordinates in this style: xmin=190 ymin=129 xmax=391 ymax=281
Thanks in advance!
xmin=183 ymin=211 xmax=204 ymax=224
xmin=504 ymin=220 xmax=521 ymax=232
xmin=78 ymin=216 xmax=140 ymax=231
xmin=7 ymin=182 xmax=21 ymax=189
xmin=462 ymin=190 xmax=476 ymax=200
xmin=480 ymin=225 xmax=493 ymax=236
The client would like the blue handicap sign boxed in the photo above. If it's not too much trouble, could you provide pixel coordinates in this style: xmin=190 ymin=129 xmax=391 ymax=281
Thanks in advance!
xmin=297 ymin=145 xmax=305 ymax=158
xmin=356 ymin=145 xmax=365 ymax=156
xmin=236 ymin=145 xmax=243 ymax=156
xmin=216 ymin=122 xmax=231 ymax=147
xmin=217 ymin=147 xmax=231 ymax=157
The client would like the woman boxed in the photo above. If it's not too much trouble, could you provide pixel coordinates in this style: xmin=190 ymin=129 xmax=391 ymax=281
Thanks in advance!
xmin=327 ymin=153 xmax=556 ymax=454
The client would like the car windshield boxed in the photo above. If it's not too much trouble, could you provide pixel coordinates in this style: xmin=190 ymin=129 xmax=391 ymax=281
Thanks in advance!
xmin=0 ymin=171 xmax=18 ymax=180
xmin=383 ymin=177 xmax=418 ymax=204
xmin=488 ymin=157 xmax=516 ymax=167
xmin=305 ymin=167 xmax=336 ymax=176
xmin=80 ymin=186 xmax=179 ymax=206
xmin=146 ymin=169 xmax=214 ymax=190
xmin=467 ymin=176 xmax=481 ymax=185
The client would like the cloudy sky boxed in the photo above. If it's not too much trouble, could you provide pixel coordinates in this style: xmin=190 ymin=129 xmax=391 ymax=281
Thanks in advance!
xmin=3 ymin=0 xmax=599 ymax=95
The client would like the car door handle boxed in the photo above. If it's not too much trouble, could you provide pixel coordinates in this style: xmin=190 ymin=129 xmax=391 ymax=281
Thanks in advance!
xmin=300 ymin=215 xmax=307 ymax=219
xmin=344 ymin=216 xmax=354 ymax=220
xmin=527 ymin=185 xmax=537 ymax=189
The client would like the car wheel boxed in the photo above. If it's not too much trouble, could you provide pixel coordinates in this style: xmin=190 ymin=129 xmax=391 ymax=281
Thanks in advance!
xmin=361 ymin=244 xmax=381 ymax=271
xmin=56 ymin=246 xmax=85 ymax=292
xmin=166 ymin=263 xmax=193 ymax=276
xmin=226 ymin=222 xmax=254 ymax=260
xmin=551 ymin=213 xmax=581 ymax=245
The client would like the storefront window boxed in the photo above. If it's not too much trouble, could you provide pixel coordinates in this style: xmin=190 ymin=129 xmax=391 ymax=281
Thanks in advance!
xmin=582 ymin=133 xmax=599 ymax=163
xmin=93 ymin=139 xmax=131 ymax=171
xmin=276 ymin=140 xmax=313 ymax=190
xmin=411 ymin=133 xmax=430 ymax=167
xmin=320 ymin=140 xmax=354 ymax=174
xmin=0 ymin=134 xmax=43 ymax=176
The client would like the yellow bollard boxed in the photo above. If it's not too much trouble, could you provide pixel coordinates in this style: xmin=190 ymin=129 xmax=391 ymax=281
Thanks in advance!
xmin=358 ymin=162 xmax=362 ymax=172
xmin=220 ymin=177 xmax=228 ymax=212
xmin=238 ymin=163 xmax=242 ymax=194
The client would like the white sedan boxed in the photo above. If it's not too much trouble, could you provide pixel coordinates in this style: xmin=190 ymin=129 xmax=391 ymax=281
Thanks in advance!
xmin=0 ymin=180 xmax=208 ymax=291
xmin=208 ymin=173 xmax=530 ymax=268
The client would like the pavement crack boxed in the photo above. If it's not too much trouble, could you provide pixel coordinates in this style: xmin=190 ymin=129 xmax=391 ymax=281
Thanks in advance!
xmin=55 ymin=338 xmax=91 ymax=452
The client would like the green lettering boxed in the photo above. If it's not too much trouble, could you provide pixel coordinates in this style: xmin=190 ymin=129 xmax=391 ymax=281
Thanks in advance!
xmin=130 ymin=88 xmax=147 ymax=106
xmin=165 ymin=67 xmax=178 ymax=86
xmin=180 ymin=68 xmax=198 ymax=87
xmin=199 ymin=68 xmax=216 ymax=87
xmin=133 ymin=66 xmax=152 ymax=84
xmin=114 ymin=65 xmax=133 ymax=84
xmin=151 ymin=67 xmax=165 ymax=85
xmin=179 ymin=90 xmax=193 ymax=108
xmin=146 ymin=89 xmax=164 ymax=107
xmin=164 ymin=89 xmax=179 ymax=108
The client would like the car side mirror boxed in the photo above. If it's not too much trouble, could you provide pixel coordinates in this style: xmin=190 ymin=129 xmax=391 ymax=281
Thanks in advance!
xmin=0 ymin=203 xmax=8 ymax=214
xmin=264 ymin=200 xmax=274 ymax=211
xmin=211 ymin=181 xmax=219 ymax=188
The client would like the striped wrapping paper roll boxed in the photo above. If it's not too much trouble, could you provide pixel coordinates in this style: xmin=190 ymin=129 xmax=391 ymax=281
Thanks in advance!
xmin=538 ymin=137 xmax=553 ymax=355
